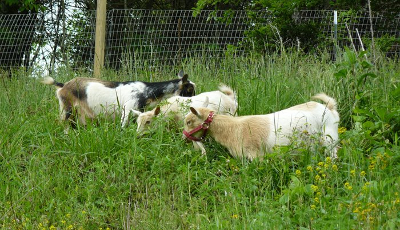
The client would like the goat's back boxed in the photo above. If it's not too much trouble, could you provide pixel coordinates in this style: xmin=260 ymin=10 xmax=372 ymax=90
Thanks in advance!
xmin=191 ymin=87 xmax=237 ymax=115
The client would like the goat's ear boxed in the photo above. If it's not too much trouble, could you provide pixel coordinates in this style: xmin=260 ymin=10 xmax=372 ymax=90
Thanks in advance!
xmin=181 ymin=74 xmax=188 ymax=83
xmin=178 ymin=70 xmax=184 ymax=78
xmin=131 ymin=110 xmax=142 ymax=117
xmin=154 ymin=107 xmax=161 ymax=116
xmin=202 ymin=96 xmax=209 ymax=107
xmin=190 ymin=107 xmax=201 ymax=117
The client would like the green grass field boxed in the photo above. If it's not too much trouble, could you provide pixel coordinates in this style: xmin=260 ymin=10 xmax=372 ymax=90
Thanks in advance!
xmin=1 ymin=50 xmax=400 ymax=229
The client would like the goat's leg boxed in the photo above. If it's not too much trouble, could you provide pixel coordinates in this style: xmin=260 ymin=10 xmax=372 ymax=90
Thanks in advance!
xmin=60 ymin=104 xmax=77 ymax=130
xmin=120 ymin=109 xmax=130 ymax=127
xmin=121 ymin=102 xmax=134 ymax=127
xmin=192 ymin=141 xmax=207 ymax=155
xmin=322 ymin=130 xmax=339 ymax=159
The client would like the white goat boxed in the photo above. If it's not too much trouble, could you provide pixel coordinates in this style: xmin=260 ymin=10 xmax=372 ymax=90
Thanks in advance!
xmin=133 ymin=84 xmax=237 ymax=135
xmin=41 ymin=71 xmax=195 ymax=128
xmin=183 ymin=93 xmax=340 ymax=160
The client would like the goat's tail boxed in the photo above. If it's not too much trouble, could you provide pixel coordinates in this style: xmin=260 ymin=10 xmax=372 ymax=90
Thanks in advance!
xmin=218 ymin=84 xmax=236 ymax=100
xmin=312 ymin=93 xmax=337 ymax=111
xmin=41 ymin=77 xmax=64 ymax=88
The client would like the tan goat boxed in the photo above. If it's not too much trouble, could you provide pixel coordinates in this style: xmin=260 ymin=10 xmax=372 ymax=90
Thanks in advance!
xmin=183 ymin=93 xmax=340 ymax=160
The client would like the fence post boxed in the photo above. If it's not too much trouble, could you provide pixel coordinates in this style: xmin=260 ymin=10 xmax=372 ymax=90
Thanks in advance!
xmin=94 ymin=0 xmax=107 ymax=77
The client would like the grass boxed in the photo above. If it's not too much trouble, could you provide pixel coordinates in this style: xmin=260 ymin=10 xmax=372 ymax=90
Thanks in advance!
xmin=1 ymin=50 xmax=400 ymax=229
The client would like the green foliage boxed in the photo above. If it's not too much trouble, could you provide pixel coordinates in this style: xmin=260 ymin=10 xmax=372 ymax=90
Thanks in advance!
xmin=372 ymin=35 xmax=400 ymax=54
xmin=194 ymin=0 xmax=331 ymax=53
xmin=1 ymin=0 xmax=44 ymax=13
xmin=193 ymin=0 xmax=400 ymax=55
xmin=1 ymin=51 xmax=400 ymax=229
xmin=333 ymin=48 xmax=400 ymax=153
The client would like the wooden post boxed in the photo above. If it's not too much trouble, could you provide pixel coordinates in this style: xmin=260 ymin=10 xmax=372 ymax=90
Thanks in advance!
xmin=94 ymin=0 xmax=107 ymax=78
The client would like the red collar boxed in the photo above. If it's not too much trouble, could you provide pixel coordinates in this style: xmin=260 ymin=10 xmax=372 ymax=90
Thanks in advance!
xmin=183 ymin=111 xmax=214 ymax=141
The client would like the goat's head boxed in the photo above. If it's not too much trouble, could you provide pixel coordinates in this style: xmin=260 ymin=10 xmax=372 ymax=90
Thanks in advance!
xmin=183 ymin=107 xmax=213 ymax=141
xmin=135 ymin=107 xmax=161 ymax=134
xmin=178 ymin=72 xmax=196 ymax=97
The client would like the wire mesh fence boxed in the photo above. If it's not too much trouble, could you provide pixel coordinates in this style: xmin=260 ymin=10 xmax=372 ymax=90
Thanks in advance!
xmin=296 ymin=10 xmax=400 ymax=56
xmin=0 ymin=14 xmax=43 ymax=70
xmin=0 ymin=9 xmax=399 ymax=73
xmin=106 ymin=10 xmax=270 ymax=69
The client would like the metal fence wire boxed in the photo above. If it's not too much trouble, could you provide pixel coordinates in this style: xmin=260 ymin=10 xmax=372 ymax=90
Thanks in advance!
xmin=0 ymin=9 xmax=399 ymax=72
xmin=0 ymin=14 xmax=43 ymax=69
xmin=106 ymin=10 xmax=269 ymax=69
xmin=295 ymin=10 xmax=400 ymax=54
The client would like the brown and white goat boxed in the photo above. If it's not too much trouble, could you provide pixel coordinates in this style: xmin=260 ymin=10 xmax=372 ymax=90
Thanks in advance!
xmin=42 ymin=71 xmax=195 ymax=128
xmin=183 ymin=93 xmax=340 ymax=160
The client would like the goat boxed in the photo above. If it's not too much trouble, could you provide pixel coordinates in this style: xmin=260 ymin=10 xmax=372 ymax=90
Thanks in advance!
xmin=133 ymin=84 xmax=237 ymax=134
xmin=133 ymin=85 xmax=237 ymax=153
xmin=42 ymin=71 xmax=196 ymax=128
xmin=183 ymin=93 xmax=340 ymax=160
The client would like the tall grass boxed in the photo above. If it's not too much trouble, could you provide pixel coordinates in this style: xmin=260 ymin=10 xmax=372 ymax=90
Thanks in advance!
xmin=1 ymin=50 xmax=399 ymax=229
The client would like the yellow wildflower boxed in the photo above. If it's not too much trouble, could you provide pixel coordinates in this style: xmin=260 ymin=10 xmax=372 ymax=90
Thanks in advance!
xmin=314 ymin=197 xmax=319 ymax=203
xmin=232 ymin=214 xmax=239 ymax=219
xmin=362 ymin=182 xmax=371 ymax=191
xmin=311 ymin=185 xmax=318 ymax=192
xmin=332 ymin=164 xmax=338 ymax=171
xmin=310 ymin=204 xmax=316 ymax=210
xmin=315 ymin=175 xmax=321 ymax=181
xmin=307 ymin=166 xmax=313 ymax=172
xmin=318 ymin=162 xmax=324 ymax=167
xmin=353 ymin=207 xmax=360 ymax=213
xmin=295 ymin=170 xmax=302 ymax=176
xmin=325 ymin=157 xmax=332 ymax=164
xmin=360 ymin=171 xmax=366 ymax=177
xmin=362 ymin=209 xmax=371 ymax=215
xmin=338 ymin=127 xmax=347 ymax=134
xmin=369 ymin=164 xmax=375 ymax=170
xmin=350 ymin=170 xmax=355 ymax=176
xmin=345 ymin=182 xmax=353 ymax=190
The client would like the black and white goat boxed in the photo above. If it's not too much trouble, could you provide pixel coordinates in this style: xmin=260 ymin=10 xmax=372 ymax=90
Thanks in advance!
xmin=42 ymin=71 xmax=196 ymax=128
